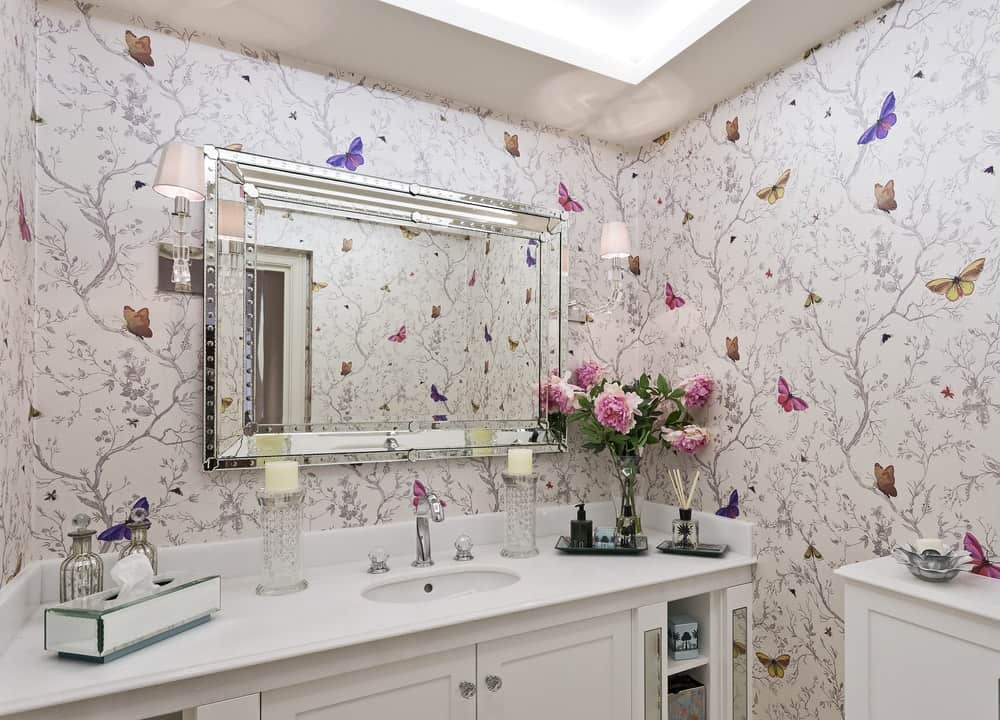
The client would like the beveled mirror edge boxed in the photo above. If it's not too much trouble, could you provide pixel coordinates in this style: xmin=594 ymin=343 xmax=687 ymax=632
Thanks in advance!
xmin=202 ymin=145 xmax=569 ymax=471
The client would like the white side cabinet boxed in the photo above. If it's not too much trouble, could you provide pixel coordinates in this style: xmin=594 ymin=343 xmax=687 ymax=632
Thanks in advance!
xmin=724 ymin=583 xmax=753 ymax=720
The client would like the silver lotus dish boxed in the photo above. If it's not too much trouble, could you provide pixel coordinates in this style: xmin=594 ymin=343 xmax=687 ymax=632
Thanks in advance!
xmin=892 ymin=544 xmax=972 ymax=583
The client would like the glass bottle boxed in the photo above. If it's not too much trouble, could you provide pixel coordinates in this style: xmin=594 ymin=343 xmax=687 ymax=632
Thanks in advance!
xmin=119 ymin=504 xmax=158 ymax=574
xmin=60 ymin=513 xmax=104 ymax=602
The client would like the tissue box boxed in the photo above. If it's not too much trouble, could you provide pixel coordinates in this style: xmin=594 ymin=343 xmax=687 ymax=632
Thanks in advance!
xmin=667 ymin=674 xmax=705 ymax=720
xmin=45 ymin=574 xmax=221 ymax=662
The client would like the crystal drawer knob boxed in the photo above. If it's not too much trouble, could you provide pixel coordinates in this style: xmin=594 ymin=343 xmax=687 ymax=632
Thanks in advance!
xmin=459 ymin=681 xmax=476 ymax=699
xmin=485 ymin=674 xmax=502 ymax=692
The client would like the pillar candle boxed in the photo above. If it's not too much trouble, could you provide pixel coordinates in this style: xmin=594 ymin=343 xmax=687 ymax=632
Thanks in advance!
xmin=507 ymin=448 xmax=533 ymax=475
xmin=264 ymin=460 xmax=299 ymax=493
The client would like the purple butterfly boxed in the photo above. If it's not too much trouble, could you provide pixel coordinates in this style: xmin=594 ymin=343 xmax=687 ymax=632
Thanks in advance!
xmin=430 ymin=384 xmax=448 ymax=402
xmin=526 ymin=246 xmax=536 ymax=267
xmin=432 ymin=414 xmax=448 ymax=422
xmin=412 ymin=479 xmax=447 ymax=509
xmin=484 ymin=324 xmax=492 ymax=342
xmin=326 ymin=136 xmax=365 ymax=171
xmin=98 ymin=497 xmax=150 ymax=541
xmin=857 ymin=92 xmax=896 ymax=145
xmin=715 ymin=489 xmax=739 ymax=518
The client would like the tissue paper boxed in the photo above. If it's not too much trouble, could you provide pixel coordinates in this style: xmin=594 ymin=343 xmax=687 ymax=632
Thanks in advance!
xmin=110 ymin=554 xmax=159 ymax=603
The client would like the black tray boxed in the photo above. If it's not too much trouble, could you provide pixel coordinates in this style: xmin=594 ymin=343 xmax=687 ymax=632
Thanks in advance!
xmin=555 ymin=535 xmax=648 ymax=554
xmin=656 ymin=540 xmax=728 ymax=557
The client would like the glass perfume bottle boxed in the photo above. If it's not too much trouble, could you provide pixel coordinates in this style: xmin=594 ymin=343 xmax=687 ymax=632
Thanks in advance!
xmin=60 ymin=513 xmax=104 ymax=602
xmin=119 ymin=504 xmax=158 ymax=574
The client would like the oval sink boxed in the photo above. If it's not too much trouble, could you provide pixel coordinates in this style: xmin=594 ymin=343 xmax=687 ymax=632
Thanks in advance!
xmin=363 ymin=568 xmax=520 ymax=604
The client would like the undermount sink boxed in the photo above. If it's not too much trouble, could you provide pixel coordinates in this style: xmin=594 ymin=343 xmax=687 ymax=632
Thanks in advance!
xmin=363 ymin=568 xmax=520 ymax=604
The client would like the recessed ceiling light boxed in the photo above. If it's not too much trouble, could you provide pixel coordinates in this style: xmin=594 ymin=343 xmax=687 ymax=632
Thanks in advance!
xmin=378 ymin=0 xmax=753 ymax=84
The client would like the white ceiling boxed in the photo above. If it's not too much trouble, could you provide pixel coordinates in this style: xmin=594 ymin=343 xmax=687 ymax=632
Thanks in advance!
xmin=99 ymin=0 xmax=888 ymax=147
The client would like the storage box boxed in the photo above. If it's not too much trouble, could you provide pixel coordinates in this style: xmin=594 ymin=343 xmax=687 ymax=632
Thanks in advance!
xmin=45 ymin=574 xmax=221 ymax=662
xmin=667 ymin=674 xmax=705 ymax=720
xmin=668 ymin=613 xmax=700 ymax=660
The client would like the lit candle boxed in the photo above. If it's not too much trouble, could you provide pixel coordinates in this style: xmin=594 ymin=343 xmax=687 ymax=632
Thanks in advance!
xmin=913 ymin=538 xmax=945 ymax=554
xmin=507 ymin=448 xmax=533 ymax=475
xmin=468 ymin=428 xmax=495 ymax=457
xmin=264 ymin=460 xmax=299 ymax=493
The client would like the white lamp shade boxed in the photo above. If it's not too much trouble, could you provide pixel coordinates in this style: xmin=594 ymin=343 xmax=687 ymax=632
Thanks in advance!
xmin=153 ymin=142 xmax=206 ymax=202
xmin=218 ymin=200 xmax=245 ymax=238
xmin=599 ymin=221 xmax=631 ymax=259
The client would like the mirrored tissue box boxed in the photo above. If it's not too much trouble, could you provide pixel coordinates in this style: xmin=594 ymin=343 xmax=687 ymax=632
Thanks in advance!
xmin=45 ymin=574 xmax=221 ymax=663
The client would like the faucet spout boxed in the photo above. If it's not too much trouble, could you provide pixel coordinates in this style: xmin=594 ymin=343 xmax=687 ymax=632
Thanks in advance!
xmin=413 ymin=487 xmax=445 ymax=567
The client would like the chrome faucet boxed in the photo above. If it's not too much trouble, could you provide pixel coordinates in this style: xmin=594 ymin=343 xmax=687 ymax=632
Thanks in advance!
xmin=413 ymin=486 xmax=445 ymax=567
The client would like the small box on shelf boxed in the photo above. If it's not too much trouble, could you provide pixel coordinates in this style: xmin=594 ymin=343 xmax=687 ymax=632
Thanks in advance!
xmin=668 ymin=613 xmax=700 ymax=661
xmin=667 ymin=673 xmax=705 ymax=720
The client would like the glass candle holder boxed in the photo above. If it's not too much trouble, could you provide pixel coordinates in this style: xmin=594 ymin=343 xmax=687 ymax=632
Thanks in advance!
xmin=672 ymin=508 xmax=699 ymax=548
xmin=256 ymin=488 xmax=308 ymax=596
xmin=500 ymin=472 xmax=539 ymax=558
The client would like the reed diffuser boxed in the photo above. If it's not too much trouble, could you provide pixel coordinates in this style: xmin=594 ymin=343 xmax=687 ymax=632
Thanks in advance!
xmin=670 ymin=468 xmax=700 ymax=548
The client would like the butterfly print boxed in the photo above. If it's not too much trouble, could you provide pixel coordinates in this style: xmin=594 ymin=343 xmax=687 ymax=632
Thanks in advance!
xmin=824 ymin=627 xmax=832 ymax=637
xmin=802 ymin=43 xmax=821 ymax=60
xmin=98 ymin=497 xmax=149 ymax=542
xmin=430 ymin=384 xmax=448 ymax=402
xmin=631 ymin=172 xmax=639 ymax=179
xmin=468 ymin=270 xmax=477 ymax=287
xmin=881 ymin=333 xmax=892 ymax=344
xmin=726 ymin=336 xmax=740 ymax=361
xmin=804 ymin=291 xmax=822 ymax=308
xmin=431 ymin=305 xmax=441 ymax=319
xmin=240 ymin=74 xmax=251 ymax=83
xmin=28 ymin=405 xmax=41 ymax=419
xmin=133 ymin=180 xmax=146 ymax=191
xmin=123 ymin=305 xmax=152 ymax=339
xmin=29 ymin=107 xmax=44 ymax=124
xmin=288 ymin=110 xmax=297 ymax=120
xmin=557 ymin=182 xmax=584 ymax=212
xmin=940 ymin=385 xmax=954 ymax=399
xmin=765 ymin=268 xmax=773 ymax=278
xmin=503 ymin=131 xmax=520 ymax=158
xmin=507 ymin=337 xmax=519 ymax=351
xmin=964 ymin=532 xmax=1000 ymax=579
xmin=400 ymin=226 xmax=420 ymax=239
xmin=126 ymin=417 xmax=139 ymax=428
xmin=926 ymin=258 xmax=985 ymax=301
xmin=716 ymin=489 xmax=740 ymax=518
xmin=789 ymin=99 xmax=796 ymax=106
xmin=412 ymin=480 xmax=446 ymax=510
xmin=824 ymin=107 xmax=832 ymax=118
xmin=874 ymin=180 xmax=897 ymax=212
xmin=168 ymin=487 xmax=183 ymax=496
xmin=653 ymin=131 xmax=671 ymax=145
xmin=777 ymin=376 xmax=808 ymax=412
xmin=388 ymin=325 xmax=407 ymax=343
xmin=327 ymin=136 xmax=365 ymax=171
xmin=757 ymin=653 xmax=792 ymax=678
xmin=340 ymin=361 xmax=352 ymax=376
xmin=471 ymin=400 xmax=481 ymax=412
xmin=804 ymin=544 xmax=823 ymax=560
xmin=484 ymin=324 xmax=492 ymax=342
xmin=664 ymin=282 xmax=685 ymax=310
xmin=484 ymin=360 xmax=490 ymax=374
xmin=526 ymin=246 xmax=536 ymax=267
xmin=219 ymin=397 xmax=234 ymax=412
xmin=725 ymin=116 xmax=740 ymax=142
xmin=341 ymin=238 xmax=353 ymax=252
xmin=432 ymin=414 xmax=448 ymax=422
xmin=858 ymin=92 xmax=897 ymax=145
xmin=525 ymin=288 xmax=532 ymax=304
xmin=628 ymin=255 xmax=640 ymax=275
xmin=873 ymin=462 xmax=897 ymax=498
xmin=682 ymin=210 xmax=694 ymax=225
xmin=311 ymin=281 xmax=328 ymax=292
xmin=124 ymin=30 xmax=154 ymax=67
xmin=913 ymin=70 xmax=925 ymax=79
xmin=733 ymin=641 xmax=747 ymax=657
xmin=985 ymin=166 xmax=995 ymax=175
xmin=757 ymin=169 xmax=791 ymax=204
xmin=223 ymin=143 xmax=243 ymax=151
xmin=44 ymin=490 xmax=56 ymax=501
xmin=877 ymin=13 xmax=886 ymax=23
xmin=18 ymin=191 xmax=31 ymax=242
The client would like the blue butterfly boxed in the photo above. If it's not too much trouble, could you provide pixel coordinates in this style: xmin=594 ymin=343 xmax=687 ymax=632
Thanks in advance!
xmin=430 ymin=384 xmax=448 ymax=403
xmin=98 ymin=497 xmax=149 ymax=541
xmin=715 ymin=489 xmax=739 ymax=519
xmin=484 ymin=324 xmax=492 ymax=342
xmin=326 ymin=136 xmax=365 ymax=171
xmin=857 ymin=92 xmax=897 ymax=145
xmin=526 ymin=246 xmax=536 ymax=267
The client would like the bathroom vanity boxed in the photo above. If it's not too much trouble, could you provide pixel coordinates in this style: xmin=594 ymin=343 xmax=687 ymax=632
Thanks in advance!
xmin=0 ymin=502 xmax=753 ymax=720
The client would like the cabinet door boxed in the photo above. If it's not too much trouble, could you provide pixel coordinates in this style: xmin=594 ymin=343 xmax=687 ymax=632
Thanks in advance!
xmin=724 ymin=584 xmax=753 ymax=720
xmin=183 ymin=694 xmax=260 ymax=720
xmin=260 ymin=646 xmax=476 ymax=720
xmin=476 ymin=611 xmax=631 ymax=720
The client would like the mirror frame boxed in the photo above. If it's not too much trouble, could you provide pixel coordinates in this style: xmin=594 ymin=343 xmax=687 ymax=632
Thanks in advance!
xmin=201 ymin=145 xmax=568 ymax=470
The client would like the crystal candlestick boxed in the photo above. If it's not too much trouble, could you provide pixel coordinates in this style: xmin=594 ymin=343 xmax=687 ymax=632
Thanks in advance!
xmin=500 ymin=471 xmax=539 ymax=558
xmin=256 ymin=488 xmax=308 ymax=596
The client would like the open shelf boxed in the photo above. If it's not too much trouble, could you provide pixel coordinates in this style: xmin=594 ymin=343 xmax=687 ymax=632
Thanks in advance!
xmin=667 ymin=653 xmax=710 ymax=676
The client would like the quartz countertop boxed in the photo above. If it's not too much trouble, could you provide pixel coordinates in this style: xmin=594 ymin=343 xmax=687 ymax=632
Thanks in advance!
xmin=0 ymin=502 xmax=754 ymax=716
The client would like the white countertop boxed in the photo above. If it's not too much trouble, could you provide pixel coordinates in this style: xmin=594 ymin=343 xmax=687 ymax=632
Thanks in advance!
xmin=0 ymin=501 xmax=754 ymax=716
xmin=836 ymin=555 xmax=1000 ymax=624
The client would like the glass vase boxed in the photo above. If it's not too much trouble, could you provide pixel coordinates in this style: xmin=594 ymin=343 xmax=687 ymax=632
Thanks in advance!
xmin=500 ymin=472 xmax=539 ymax=558
xmin=610 ymin=451 xmax=644 ymax=536
xmin=256 ymin=488 xmax=308 ymax=596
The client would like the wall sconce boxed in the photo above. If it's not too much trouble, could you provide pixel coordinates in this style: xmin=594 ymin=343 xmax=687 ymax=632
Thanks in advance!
xmin=568 ymin=221 xmax=631 ymax=323
xmin=154 ymin=143 xmax=205 ymax=293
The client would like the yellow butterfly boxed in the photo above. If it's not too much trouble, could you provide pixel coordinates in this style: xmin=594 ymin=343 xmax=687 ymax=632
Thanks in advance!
xmin=311 ymin=281 xmax=328 ymax=292
xmin=400 ymin=226 xmax=420 ymax=240
xmin=508 ymin=337 xmax=519 ymax=351
xmin=471 ymin=400 xmax=481 ymax=413
xmin=220 ymin=397 xmax=234 ymax=413
xmin=733 ymin=641 xmax=747 ymax=657
xmin=341 ymin=238 xmax=353 ymax=252
xmin=756 ymin=652 xmax=791 ymax=678
xmin=804 ymin=291 xmax=822 ymax=307
xmin=682 ymin=210 xmax=694 ymax=225
xmin=804 ymin=544 xmax=822 ymax=560
xmin=223 ymin=143 xmax=243 ymax=151
xmin=653 ymin=131 xmax=671 ymax=145
xmin=925 ymin=258 xmax=985 ymax=302
xmin=757 ymin=169 xmax=791 ymax=204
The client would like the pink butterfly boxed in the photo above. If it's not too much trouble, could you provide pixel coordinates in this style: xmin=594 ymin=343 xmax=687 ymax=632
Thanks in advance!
xmin=965 ymin=532 xmax=1000 ymax=579
xmin=558 ymin=182 xmax=584 ymax=213
xmin=664 ymin=282 xmax=685 ymax=310
xmin=18 ymin=191 xmax=31 ymax=242
xmin=468 ymin=269 xmax=477 ymax=287
xmin=388 ymin=324 xmax=407 ymax=343
xmin=777 ymin=376 xmax=809 ymax=412
xmin=412 ymin=479 xmax=446 ymax=509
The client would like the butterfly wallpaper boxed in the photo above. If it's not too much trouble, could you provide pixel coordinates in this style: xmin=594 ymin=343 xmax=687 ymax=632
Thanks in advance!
xmin=2 ymin=2 xmax=1000 ymax=720
xmin=0 ymin=0 xmax=36 ymax=589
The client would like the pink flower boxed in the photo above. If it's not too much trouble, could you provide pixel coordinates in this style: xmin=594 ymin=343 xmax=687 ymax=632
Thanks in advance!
xmin=571 ymin=361 xmax=605 ymax=391
xmin=594 ymin=382 xmax=642 ymax=434
xmin=537 ymin=372 xmax=582 ymax=415
xmin=681 ymin=373 xmax=716 ymax=409
xmin=663 ymin=424 xmax=709 ymax=454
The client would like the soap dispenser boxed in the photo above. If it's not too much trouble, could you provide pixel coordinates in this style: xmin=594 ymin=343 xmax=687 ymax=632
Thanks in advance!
xmin=571 ymin=503 xmax=593 ymax=548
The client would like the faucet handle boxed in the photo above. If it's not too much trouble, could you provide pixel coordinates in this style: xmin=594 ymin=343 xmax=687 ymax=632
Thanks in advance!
xmin=367 ymin=546 xmax=390 ymax=574
xmin=454 ymin=534 xmax=474 ymax=561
